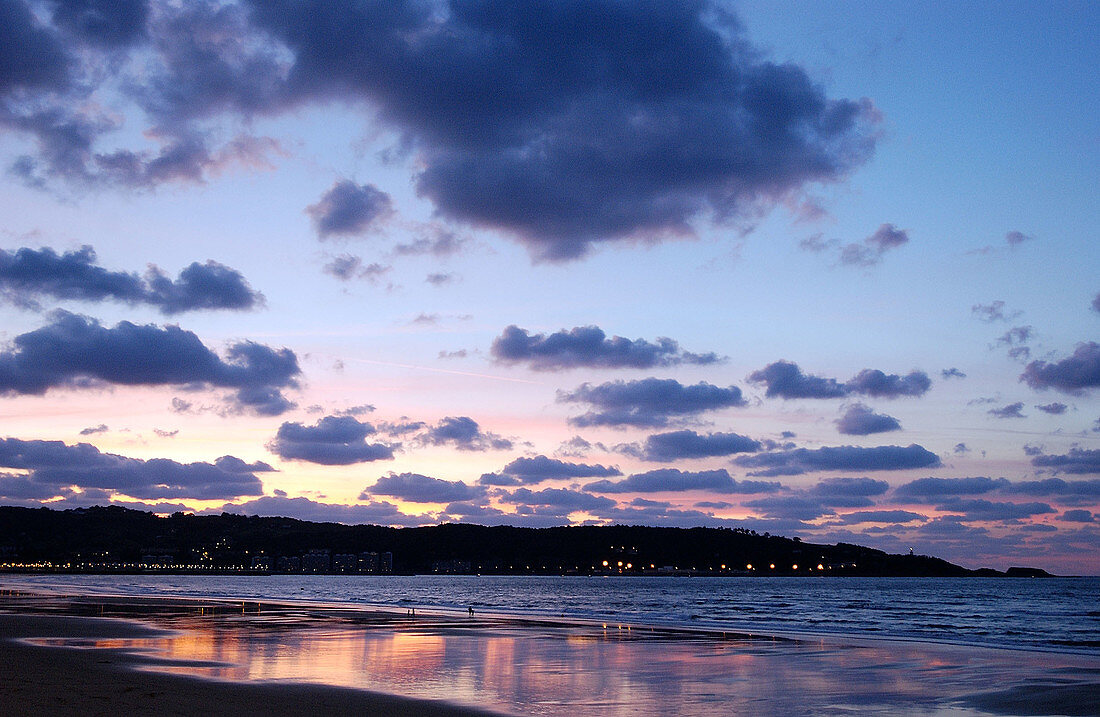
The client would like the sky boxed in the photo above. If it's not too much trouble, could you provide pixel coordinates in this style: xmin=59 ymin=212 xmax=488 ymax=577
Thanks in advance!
xmin=0 ymin=0 xmax=1097 ymax=573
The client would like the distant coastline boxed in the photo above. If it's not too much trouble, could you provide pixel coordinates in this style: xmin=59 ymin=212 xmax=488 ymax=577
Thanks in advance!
xmin=0 ymin=505 xmax=1055 ymax=578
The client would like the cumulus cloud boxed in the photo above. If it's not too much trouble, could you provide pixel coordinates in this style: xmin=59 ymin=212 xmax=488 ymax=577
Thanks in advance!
xmin=733 ymin=444 xmax=941 ymax=476
xmin=491 ymin=325 xmax=719 ymax=371
xmin=1035 ymin=402 xmax=1068 ymax=415
xmin=478 ymin=455 xmax=620 ymax=486
xmin=811 ymin=476 xmax=890 ymax=507
xmin=79 ymin=423 xmax=108 ymax=435
xmin=1061 ymin=509 xmax=1095 ymax=523
xmin=934 ymin=498 xmax=1056 ymax=521
xmin=421 ymin=416 xmax=512 ymax=452
xmin=0 ymin=436 xmax=267 ymax=500
xmin=743 ymin=495 xmax=834 ymax=521
xmin=4 ymin=0 xmax=879 ymax=259
xmin=584 ymin=468 xmax=779 ymax=494
xmin=835 ymin=403 xmax=901 ymax=435
xmin=748 ymin=360 xmax=930 ymax=400
xmin=306 ymin=180 xmax=393 ymax=238
xmin=0 ymin=246 xmax=263 ymax=314
xmin=267 ymin=415 xmax=395 ymax=465
xmin=495 ymin=487 xmax=615 ymax=512
xmin=1021 ymin=342 xmax=1100 ymax=394
xmin=838 ymin=223 xmax=909 ymax=267
xmin=625 ymin=429 xmax=762 ymax=462
xmin=0 ymin=311 xmax=299 ymax=415
xmin=988 ymin=402 xmax=1026 ymax=419
xmin=894 ymin=476 xmax=1010 ymax=499
xmin=220 ymin=495 xmax=429 ymax=527
xmin=362 ymin=472 xmax=485 ymax=503
xmin=1003 ymin=477 xmax=1100 ymax=496
xmin=559 ymin=378 xmax=746 ymax=428
xmin=832 ymin=510 xmax=926 ymax=525
xmin=941 ymin=368 xmax=966 ymax=379
xmin=1030 ymin=448 xmax=1100 ymax=475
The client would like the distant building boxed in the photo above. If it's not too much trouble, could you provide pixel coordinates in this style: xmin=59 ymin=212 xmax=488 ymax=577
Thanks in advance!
xmin=358 ymin=551 xmax=379 ymax=573
xmin=302 ymin=549 xmax=331 ymax=573
xmin=332 ymin=553 xmax=358 ymax=572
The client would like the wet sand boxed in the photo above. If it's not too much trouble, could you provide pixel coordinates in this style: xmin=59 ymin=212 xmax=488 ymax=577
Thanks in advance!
xmin=2 ymin=591 xmax=1098 ymax=716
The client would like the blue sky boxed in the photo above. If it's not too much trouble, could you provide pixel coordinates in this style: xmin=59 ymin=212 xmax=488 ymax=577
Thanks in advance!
xmin=0 ymin=0 xmax=1097 ymax=572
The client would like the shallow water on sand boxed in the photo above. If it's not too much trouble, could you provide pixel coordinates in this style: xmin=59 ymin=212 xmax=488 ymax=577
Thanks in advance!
xmin=15 ymin=596 xmax=1100 ymax=717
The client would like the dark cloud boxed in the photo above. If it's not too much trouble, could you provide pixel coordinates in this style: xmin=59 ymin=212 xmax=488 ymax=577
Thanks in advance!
xmin=425 ymin=272 xmax=454 ymax=286
xmin=988 ymin=402 xmax=1026 ymax=419
xmin=6 ymin=1 xmax=878 ymax=257
xmin=811 ymin=476 xmax=889 ymax=507
xmin=838 ymin=224 xmax=909 ymax=267
xmin=733 ymin=444 xmax=941 ymax=476
xmin=559 ymin=378 xmax=745 ymax=428
xmin=1021 ymin=342 xmax=1100 ymax=394
xmin=1003 ymin=477 xmax=1100 ymax=496
xmin=79 ymin=423 xmax=108 ymax=435
xmin=584 ymin=468 xmax=779 ymax=494
xmin=495 ymin=487 xmax=615 ymax=512
xmin=1061 ymin=509 xmax=1095 ymax=523
xmin=0 ymin=0 xmax=72 ymax=94
xmin=491 ymin=324 xmax=720 ymax=371
xmin=627 ymin=429 xmax=761 ymax=462
xmin=220 ymin=495 xmax=429 ymax=527
xmin=307 ymin=180 xmax=393 ymax=238
xmin=0 ymin=311 xmax=299 ymax=414
xmin=835 ymin=403 xmax=901 ymax=435
xmin=252 ymin=0 xmax=877 ymax=260
xmin=743 ymin=495 xmax=833 ymax=521
xmin=267 ymin=416 xmax=395 ymax=465
xmin=1035 ymin=402 xmax=1068 ymax=415
xmin=363 ymin=472 xmax=485 ymax=503
xmin=0 ymin=436 xmax=265 ymax=500
xmin=954 ymin=443 xmax=970 ymax=454
xmin=1004 ymin=230 xmax=1033 ymax=246
xmin=933 ymin=498 xmax=1056 ymax=521
xmin=748 ymin=360 xmax=929 ymax=400
xmin=422 ymin=416 xmax=512 ymax=451
xmin=47 ymin=0 xmax=149 ymax=48
xmin=846 ymin=369 xmax=931 ymax=398
xmin=894 ymin=476 xmax=1009 ymax=499
xmin=478 ymin=455 xmax=620 ymax=486
xmin=0 ymin=246 xmax=262 ymax=314
xmin=941 ymin=368 xmax=966 ymax=379
xmin=747 ymin=360 xmax=845 ymax=399
xmin=833 ymin=510 xmax=925 ymax=525
xmin=1031 ymin=448 xmax=1100 ymax=475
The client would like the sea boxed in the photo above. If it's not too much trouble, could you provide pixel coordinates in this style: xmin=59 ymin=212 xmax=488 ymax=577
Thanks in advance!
xmin=5 ymin=573 xmax=1099 ymax=656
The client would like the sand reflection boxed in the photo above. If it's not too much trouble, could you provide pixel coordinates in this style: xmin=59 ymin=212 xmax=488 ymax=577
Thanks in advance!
xmin=28 ymin=606 xmax=1100 ymax=716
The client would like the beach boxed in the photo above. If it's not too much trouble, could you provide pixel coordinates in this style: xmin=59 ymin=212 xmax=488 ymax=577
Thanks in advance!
xmin=2 ymin=589 xmax=1099 ymax=716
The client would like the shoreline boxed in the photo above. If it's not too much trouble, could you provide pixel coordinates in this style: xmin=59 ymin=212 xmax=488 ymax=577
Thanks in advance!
xmin=3 ymin=589 xmax=1100 ymax=716
xmin=0 ymin=612 xmax=498 ymax=716
xmin=3 ymin=577 xmax=1097 ymax=659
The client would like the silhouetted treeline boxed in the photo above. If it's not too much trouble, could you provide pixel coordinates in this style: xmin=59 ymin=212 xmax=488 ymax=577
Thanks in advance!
xmin=0 ymin=506 xmax=1046 ymax=576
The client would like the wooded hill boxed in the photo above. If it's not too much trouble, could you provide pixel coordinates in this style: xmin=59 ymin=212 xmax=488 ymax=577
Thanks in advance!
xmin=0 ymin=505 xmax=1048 ymax=577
